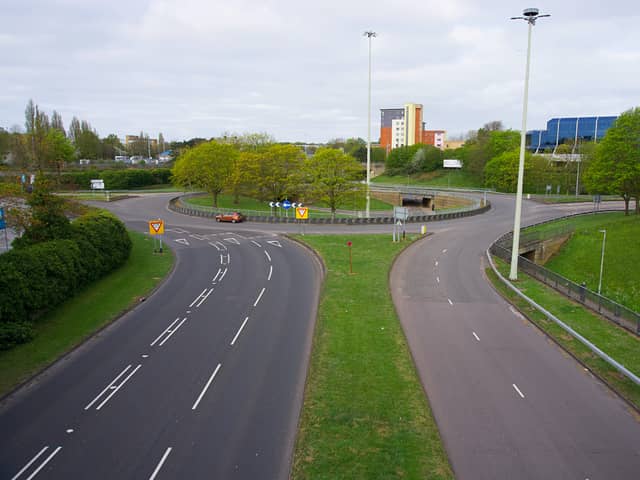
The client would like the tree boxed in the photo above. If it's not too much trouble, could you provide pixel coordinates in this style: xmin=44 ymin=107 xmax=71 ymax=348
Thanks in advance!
xmin=484 ymin=149 xmax=538 ymax=192
xmin=51 ymin=110 xmax=65 ymax=136
xmin=45 ymin=129 xmax=75 ymax=177
xmin=102 ymin=134 xmax=125 ymax=160
xmin=302 ymin=148 xmax=364 ymax=218
xmin=171 ymin=141 xmax=237 ymax=207
xmin=384 ymin=144 xmax=423 ymax=176
xmin=584 ymin=107 xmax=640 ymax=215
xmin=249 ymin=144 xmax=305 ymax=201
xmin=24 ymin=100 xmax=50 ymax=170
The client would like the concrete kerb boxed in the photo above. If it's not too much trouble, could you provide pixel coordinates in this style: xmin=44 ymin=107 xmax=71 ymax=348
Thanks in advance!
xmin=169 ymin=194 xmax=492 ymax=225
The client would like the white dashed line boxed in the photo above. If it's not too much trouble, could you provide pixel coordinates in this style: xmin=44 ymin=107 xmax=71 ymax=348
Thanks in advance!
xmin=149 ymin=447 xmax=173 ymax=480
xmin=512 ymin=383 xmax=525 ymax=399
xmin=447 ymin=298 xmax=453 ymax=305
xmin=85 ymin=364 xmax=142 ymax=411
xmin=251 ymin=240 xmax=262 ymax=247
xmin=195 ymin=289 xmax=213 ymax=308
xmin=264 ymin=250 xmax=271 ymax=262
xmin=230 ymin=317 xmax=249 ymax=346
xmin=13 ymin=446 xmax=63 ymax=480
xmin=220 ymin=253 xmax=230 ymax=265
xmin=254 ymin=287 xmax=266 ymax=307
xmin=268 ymin=265 xmax=273 ymax=281
xmin=158 ymin=318 xmax=187 ymax=346
xmin=473 ymin=332 xmax=480 ymax=342
xmin=11 ymin=446 xmax=48 ymax=480
xmin=150 ymin=317 xmax=181 ymax=346
xmin=218 ymin=268 xmax=228 ymax=282
xmin=192 ymin=364 xmax=222 ymax=410
xmin=435 ymin=261 xmax=438 ymax=267
xmin=189 ymin=288 xmax=208 ymax=308
xmin=436 ymin=276 xmax=440 ymax=283
xmin=442 ymin=249 xmax=447 ymax=253
xmin=212 ymin=268 xmax=222 ymax=283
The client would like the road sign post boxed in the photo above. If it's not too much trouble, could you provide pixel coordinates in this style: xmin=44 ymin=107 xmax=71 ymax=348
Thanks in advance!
xmin=347 ymin=240 xmax=353 ymax=274
xmin=148 ymin=219 xmax=165 ymax=253
xmin=0 ymin=207 xmax=7 ymax=250
xmin=295 ymin=207 xmax=309 ymax=235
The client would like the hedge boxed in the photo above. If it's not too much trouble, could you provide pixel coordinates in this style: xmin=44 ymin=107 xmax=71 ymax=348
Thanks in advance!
xmin=53 ymin=168 xmax=172 ymax=190
xmin=0 ymin=211 xmax=132 ymax=349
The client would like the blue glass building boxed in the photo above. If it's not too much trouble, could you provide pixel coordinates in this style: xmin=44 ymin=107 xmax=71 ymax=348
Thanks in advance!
xmin=526 ymin=116 xmax=617 ymax=152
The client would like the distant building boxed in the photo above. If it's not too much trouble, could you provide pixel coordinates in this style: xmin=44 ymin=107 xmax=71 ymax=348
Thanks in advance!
xmin=158 ymin=151 xmax=173 ymax=163
xmin=527 ymin=116 xmax=617 ymax=153
xmin=380 ymin=103 xmax=446 ymax=152
xmin=444 ymin=139 xmax=465 ymax=150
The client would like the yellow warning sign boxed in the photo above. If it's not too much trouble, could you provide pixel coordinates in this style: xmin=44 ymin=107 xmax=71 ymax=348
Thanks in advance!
xmin=148 ymin=219 xmax=164 ymax=235
xmin=295 ymin=207 xmax=309 ymax=220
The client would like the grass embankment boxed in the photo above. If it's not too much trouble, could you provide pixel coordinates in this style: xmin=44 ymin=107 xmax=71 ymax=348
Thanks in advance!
xmin=185 ymin=193 xmax=393 ymax=212
xmin=292 ymin=235 xmax=452 ymax=479
xmin=373 ymin=169 xmax=483 ymax=189
xmin=525 ymin=212 xmax=640 ymax=312
xmin=489 ymin=258 xmax=640 ymax=409
xmin=0 ymin=231 xmax=174 ymax=397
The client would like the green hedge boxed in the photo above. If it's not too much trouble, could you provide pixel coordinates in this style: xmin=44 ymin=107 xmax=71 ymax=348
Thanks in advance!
xmin=54 ymin=168 xmax=172 ymax=190
xmin=0 ymin=211 xmax=131 ymax=349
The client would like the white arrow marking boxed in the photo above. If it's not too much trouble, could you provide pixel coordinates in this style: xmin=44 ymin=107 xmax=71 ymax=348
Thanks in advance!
xmin=267 ymin=240 xmax=282 ymax=248
xmin=175 ymin=238 xmax=190 ymax=245
xmin=224 ymin=237 xmax=240 ymax=245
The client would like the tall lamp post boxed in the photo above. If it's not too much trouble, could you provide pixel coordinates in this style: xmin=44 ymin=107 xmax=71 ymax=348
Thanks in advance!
xmin=509 ymin=8 xmax=550 ymax=280
xmin=598 ymin=229 xmax=607 ymax=295
xmin=364 ymin=30 xmax=376 ymax=218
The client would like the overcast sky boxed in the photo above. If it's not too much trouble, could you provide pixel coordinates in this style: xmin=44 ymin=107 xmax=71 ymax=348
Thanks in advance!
xmin=1 ymin=0 xmax=638 ymax=143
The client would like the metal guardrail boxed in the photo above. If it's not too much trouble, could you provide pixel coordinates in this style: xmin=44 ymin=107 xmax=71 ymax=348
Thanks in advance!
xmin=168 ymin=193 xmax=491 ymax=224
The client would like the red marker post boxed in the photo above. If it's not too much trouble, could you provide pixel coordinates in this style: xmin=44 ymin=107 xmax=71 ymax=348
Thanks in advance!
xmin=347 ymin=240 xmax=353 ymax=274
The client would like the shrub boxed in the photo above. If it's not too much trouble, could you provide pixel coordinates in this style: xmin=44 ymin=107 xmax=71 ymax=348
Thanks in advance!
xmin=0 ymin=321 xmax=34 ymax=350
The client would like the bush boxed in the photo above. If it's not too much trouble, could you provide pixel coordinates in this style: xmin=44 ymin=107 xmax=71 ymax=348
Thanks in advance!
xmin=54 ymin=168 xmax=172 ymax=190
xmin=0 ymin=321 xmax=34 ymax=350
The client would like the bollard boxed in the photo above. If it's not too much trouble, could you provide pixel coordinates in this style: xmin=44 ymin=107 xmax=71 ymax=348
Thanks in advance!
xmin=421 ymin=225 xmax=426 ymax=235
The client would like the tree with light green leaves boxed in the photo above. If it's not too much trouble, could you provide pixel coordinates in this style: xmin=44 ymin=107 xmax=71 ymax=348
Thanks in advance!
xmin=45 ymin=129 xmax=75 ymax=178
xmin=584 ymin=107 xmax=640 ymax=215
xmin=171 ymin=141 xmax=238 ymax=207
xmin=302 ymin=147 xmax=364 ymax=218
xmin=249 ymin=144 xmax=305 ymax=201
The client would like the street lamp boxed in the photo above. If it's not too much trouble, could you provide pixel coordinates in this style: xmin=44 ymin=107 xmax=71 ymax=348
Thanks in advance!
xmin=509 ymin=8 xmax=550 ymax=280
xmin=598 ymin=229 xmax=606 ymax=295
xmin=364 ymin=30 xmax=376 ymax=218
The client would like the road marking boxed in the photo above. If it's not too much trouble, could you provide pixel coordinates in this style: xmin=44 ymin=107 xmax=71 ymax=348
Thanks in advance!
xmin=264 ymin=250 xmax=271 ymax=262
xmin=66 ymin=429 xmax=74 ymax=434
xmin=224 ymin=237 xmax=240 ymax=245
xmin=150 ymin=317 xmax=181 ymax=346
xmin=175 ymin=238 xmax=190 ymax=245
xmin=190 ymin=234 xmax=206 ymax=240
xmin=448 ymin=298 xmax=453 ymax=305
xmin=251 ymin=240 xmax=262 ymax=247
xmin=268 ymin=265 xmax=273 ymax=281
xmin=95 ymin=364 xmax=142 ymax=410
xmin=149 ymin=447 xmax=173 ymax=480
xmin=209 ymin=241 xmax=225 ymax=251
xmin=219 ymin=268 xmax=228 ymax=282
xmin=158 ymin=318 xmax=187 ymax=346
xmin=435 ymin=261 xmax=439 ymax=267
xmin=166 ymin=228 xmax=188 ymax=234
xmin=212 ymin=268 xmax=222 ymax=282
xmin=509 ymin=305 xmax=525 ymax=320
xmin=220 ymin=253 xmax=230 ymax=265
xmin=16 ymin=446 xmax=62 ymax=480
xmin=442 ymin=249 xmax=447 ymax=253
xmin=473 ymin=332 xmax=480 ymax=341
xmin=512 ymin=383 xmax=525 ymax=399
xmin=254 ymin=287 xmax=266 ymax=307
xmin=195 ymin=289 xmax=213 ymax=308
xmin=436 ymin=276 xmax=440 ymax=283
xmin=11 ymin=446 xmax=49 ymax=480
xmin=230 ymin=317 xmax=249 ymax=346
xmin=267 ymin=240 xmax=282 ymax=248
xmin=85 ymin=365 xmax=133 ymax=410
xmin=192 ymin=364 xmax=222 ymax=410
xmin=189 ymin=288 xmax=208 ymax=308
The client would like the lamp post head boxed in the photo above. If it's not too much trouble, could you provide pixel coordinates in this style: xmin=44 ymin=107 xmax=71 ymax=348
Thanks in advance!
xmin=523 ymin=7 xmax=539 ymax=17
xmin=510 ymin=7 xmax=550 ymax=25
xmin=363 ymin=31 xmax=377 ymax=38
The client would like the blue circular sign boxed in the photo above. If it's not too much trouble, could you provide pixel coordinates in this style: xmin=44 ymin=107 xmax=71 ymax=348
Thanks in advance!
xmin=282 ymin=200 xmax=292 ymax=210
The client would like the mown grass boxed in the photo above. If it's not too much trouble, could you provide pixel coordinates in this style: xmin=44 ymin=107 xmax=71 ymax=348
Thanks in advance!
xmin=373 ymin=169 xmax=484 ymax=189
xmin=529 ymin=194 xmax=620 ymax=204
xmin=291 ymin=235 xmax=452 ymax=480
xmin=489 ymin=257 xmax=640 ymax=409
xmin=524 ymin=212 xmax=640 ymax=312
xmin=0 ymin=231 xmax=174 ymax=397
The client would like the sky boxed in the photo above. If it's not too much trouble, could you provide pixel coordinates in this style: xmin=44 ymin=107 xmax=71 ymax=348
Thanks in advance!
xmin=1 ymin=0 xmax=639 ymax=144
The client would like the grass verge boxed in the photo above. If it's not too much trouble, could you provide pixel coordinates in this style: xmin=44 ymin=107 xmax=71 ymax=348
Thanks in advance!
xmin=488 ymin=257 xmax=640 ymax=410
xmin=373 ymin=170 xmax=484 ymax=189
xmin=0 ymin=231 xmax=174 ymax=397
xmin=291 ymin=235 xmax=453 ymax=479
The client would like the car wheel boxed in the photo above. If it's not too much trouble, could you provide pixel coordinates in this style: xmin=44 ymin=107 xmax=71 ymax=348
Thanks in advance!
xmin=232 ymin=219 xmax=236 ymax=223
xmin=216 ymin=218 xmax=221 ymax=222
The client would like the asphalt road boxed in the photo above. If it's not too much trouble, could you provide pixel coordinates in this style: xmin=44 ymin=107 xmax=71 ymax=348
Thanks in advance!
xmin=391 ymin=194 xmax=640 ymax=479
xmin=0 ymin=194 xmax=322 ymax=479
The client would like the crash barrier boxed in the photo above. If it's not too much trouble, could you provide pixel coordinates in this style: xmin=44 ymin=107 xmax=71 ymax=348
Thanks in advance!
xmin=490 ymin=224 xmax=640 ymax=336
xmin=168 ymin=193 xmax=491 ymax=224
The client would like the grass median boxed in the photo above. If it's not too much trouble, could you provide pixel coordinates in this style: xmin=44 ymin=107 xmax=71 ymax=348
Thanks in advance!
xmin=488 ymin=257 xmax=640 ymax=409
xmin=291 ymin=234 xmax=452 ymax=479
xmin=0 ymin=231 xmax=174 ymax=397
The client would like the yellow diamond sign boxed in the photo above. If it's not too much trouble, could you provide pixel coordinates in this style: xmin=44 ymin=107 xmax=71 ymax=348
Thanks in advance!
xmin=148 ymin=219 xmax=164 ymax=235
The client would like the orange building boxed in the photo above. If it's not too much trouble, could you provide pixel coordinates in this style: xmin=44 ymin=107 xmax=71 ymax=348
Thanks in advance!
xmin=380 ymin=103 xmax=446 ymax=152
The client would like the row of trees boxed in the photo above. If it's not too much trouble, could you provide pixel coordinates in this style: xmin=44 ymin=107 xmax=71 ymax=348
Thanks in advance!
xmin=172 ymin=141 xmax=364 ymax=216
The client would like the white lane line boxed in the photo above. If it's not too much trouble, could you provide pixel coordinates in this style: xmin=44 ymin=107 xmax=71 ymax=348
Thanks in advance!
xmin=189 ymin=288 xmax=208 ymax=308
xmin=95 ymin=364 xmax=142 ymax=410
xmin=436 ymin=276 xmax=440 ymax=283
xmin=150 ymin=317 xmax=181 ymax=346
xmin=267 ymin=265 xmax=273 ymax=281
xmin=149 ymin=447 xmax=173 ymax=480
xmin=209 ymin=241 xmax=221 ymax=251
xmin=267 ymin=240 xmax=282 ymax=248
xmin=447 ymin=298 xmax=453 ymax=305
xmin=11 ymin=446 xmax=49 ymax=480
xmin=23 ymin=446 xmax=62 ymax=480
xmin=251 ymin=240 xmax=262 ymax=247
xmin=212 ymin=268 xmax=222 ymax=283
xmin=192 ymin=364 xmax=222 ymax=410
xmin=442 ymin=249 xmax=447 ymax=253
xmin=230 ymin=317 xmax=249 ymax=346
xmin=512 ymin=383 xmax=525 ymax=399
xmin=224 ymin=237 xmax=240 ymax=245
xmin=195 ymin=288 xmax=213 ymax=308
xmin=264 ymin=250 xmax=272 ymax=262
xmin=175 ymin=238 xmax=189 ymax=246
xmin=85 ymin=365 xmax=132 ymax=410
xmin=473 ymin=332 xmax=480 ymax=342
xmin=219 ymin=268 xmax=228 ymax=282
xmin=435 ymin=261 xmax=439 ymax=267
xmin=253 ymin=287 xmax=266 ymax=307
xmin=190 ymin=234 xmax=205 ymax=240
xmin=220 ymin=253 xmax=230 ymax=265
xmin=158 ymin=318 xmax=187 ymax=346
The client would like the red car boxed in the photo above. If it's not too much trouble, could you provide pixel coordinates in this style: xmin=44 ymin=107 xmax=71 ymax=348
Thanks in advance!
xmin=215 ymin=212 xmax=245 ymax=223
